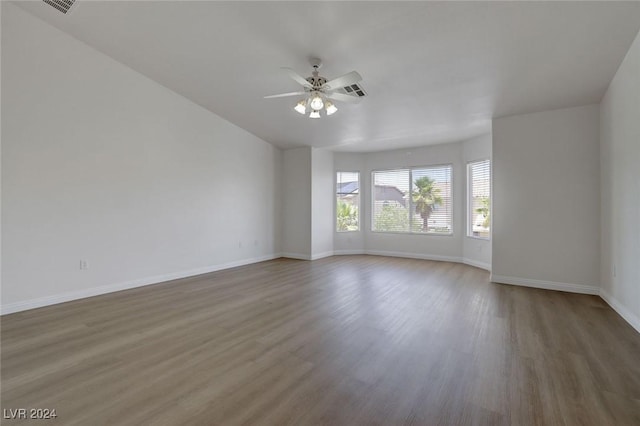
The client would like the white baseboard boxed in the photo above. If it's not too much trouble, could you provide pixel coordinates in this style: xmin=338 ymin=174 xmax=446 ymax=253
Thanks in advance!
xmin=1 ymin=253 xmax=281 ymax=315
xmin=364 ymin=250 xmax=462 ymax=264
xmin=333 ymin=250 xmax=490 ymax=272
xmin=13 ymin=251 xmax=636 ymax=336
xmin=599 ymin=288 xmax=640 ymax=334
xmin=310 ymin=251 xmax=334 ymax=260
xmin=333 ymin=249 xmax=366 ymax=256
xmin=282 ymin=251 xmax=338 ymax=260
xmin=287 ymin=249 xmax=485 ymax=272
xmin=490 ymin=274 xmax=599 ymax=295
xmin=462 ymin=258 xmax=491 ymax=272
xmin=280 ymin=252 xmax=311 ymax=260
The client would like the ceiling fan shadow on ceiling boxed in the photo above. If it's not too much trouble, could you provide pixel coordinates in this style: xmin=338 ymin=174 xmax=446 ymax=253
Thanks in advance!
xmin=264 ymin=58 xmax=366 ymax=119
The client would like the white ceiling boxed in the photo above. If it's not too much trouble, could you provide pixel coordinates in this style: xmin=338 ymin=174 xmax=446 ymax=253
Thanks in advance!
xmin=13 ymin=1 xmax=640 ymax=152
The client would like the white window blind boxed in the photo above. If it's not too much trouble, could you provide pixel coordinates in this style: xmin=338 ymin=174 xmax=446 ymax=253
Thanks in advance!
xmin=373 ymin=169 xmax=410 ymax=232
xmin=468 ymin=159 xmax=491 ymax=239
xmin=336 ymin=172 xmax=360 ymax=232
xmin=372 ymin=165 xmax=452 ymax=234
xmin=412 ymin=166 xmax=452 ymax=234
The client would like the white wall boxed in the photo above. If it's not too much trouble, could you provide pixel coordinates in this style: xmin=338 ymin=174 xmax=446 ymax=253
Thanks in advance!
xmin=1 ymin=4 xmax=282 ymax=313
xmin=600 ymin=30 xmax=640 ymax=332
xmin=462 ymin=134 xmax=492 ymax=270
xmin=0 ymin=1 xmax=3 ymax=306
xmin=281 ymin=147 xmax=311 ymax=259
xmin=492 ymin=104 xmax=600 ymax=294
xmin=311 ymin=148 xmax=334 ymax=259
xmin=281 ymin=147 xmax=334 ymax=260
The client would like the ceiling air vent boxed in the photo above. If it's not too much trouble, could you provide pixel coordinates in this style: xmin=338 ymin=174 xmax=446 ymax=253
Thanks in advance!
xmin=341 ymin=83 xmax=367 ymax=97
xmin=42 ymin=0 xmax=77 ymax=15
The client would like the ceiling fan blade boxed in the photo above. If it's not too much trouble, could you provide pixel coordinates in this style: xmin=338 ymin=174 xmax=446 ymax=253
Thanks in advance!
xmin=264 ymin=91 xmax=307 ymax=99
xmin=282 ymin=67 xmax=313 ymax=88
xmin=323 ymin=71 xmax=362 ymax=90
xmin=326 ymin=92 xmax=361 ymax=104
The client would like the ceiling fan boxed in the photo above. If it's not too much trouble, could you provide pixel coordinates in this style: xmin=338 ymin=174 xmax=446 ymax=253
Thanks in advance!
xmin=264 ymin=58 xmax=365 ymax=118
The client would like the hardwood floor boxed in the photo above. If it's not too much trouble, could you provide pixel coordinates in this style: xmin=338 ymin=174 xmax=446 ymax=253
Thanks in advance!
xmin=2 ymin=255 xmax=640 ymax=425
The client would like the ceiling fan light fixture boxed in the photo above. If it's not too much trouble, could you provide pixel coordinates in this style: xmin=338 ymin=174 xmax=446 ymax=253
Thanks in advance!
xmin=266 ymin=59 xmax=363 ymax=119
xmin=309 ymin=93 xmax=324 ymax=111
xmin=325 ymin=101 xmax=337 ymax=115
xmin=294 ymin=100 xmax=306 ymax=114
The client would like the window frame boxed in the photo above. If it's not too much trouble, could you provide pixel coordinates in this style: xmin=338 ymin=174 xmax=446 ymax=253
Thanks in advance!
xmin=466 ymin=158 xmax=491 ymax=240
xmin=370 ymin=164 xmax=454 ymax=236
xmin=335 ymin=171 xmax=361 ymax=233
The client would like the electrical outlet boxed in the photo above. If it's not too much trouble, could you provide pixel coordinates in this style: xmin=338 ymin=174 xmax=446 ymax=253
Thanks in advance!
xmin=613 ymin=263 xmax=617 ymax=278
xmin=238 ymin=241 xmax=242 ymax=249
xmin=79 ymin=260 xmax=89 ymax=270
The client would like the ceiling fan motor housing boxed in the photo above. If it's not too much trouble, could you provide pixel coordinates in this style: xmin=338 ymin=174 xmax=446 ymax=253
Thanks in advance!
xmin=306 ymin=76 xmax=328 ymax=90
xmin=305 ymin=57 xmax=327 ymax=90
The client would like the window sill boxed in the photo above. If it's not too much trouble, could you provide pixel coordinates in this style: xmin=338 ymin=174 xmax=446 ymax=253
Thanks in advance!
xmin=370 ymin=230 xmax=454 ymax=237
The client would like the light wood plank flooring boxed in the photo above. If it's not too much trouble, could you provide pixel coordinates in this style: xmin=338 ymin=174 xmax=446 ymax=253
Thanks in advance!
xmin=2 ymin=256 xmax=640 ymax=425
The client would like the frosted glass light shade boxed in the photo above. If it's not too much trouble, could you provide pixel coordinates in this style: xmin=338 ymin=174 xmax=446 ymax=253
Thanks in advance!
xmin=294 ymin=100 xmax=306 ymax=114
xmin=310 ymin=94 xmax=324 ymax=111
